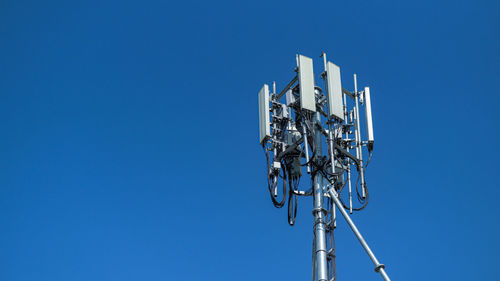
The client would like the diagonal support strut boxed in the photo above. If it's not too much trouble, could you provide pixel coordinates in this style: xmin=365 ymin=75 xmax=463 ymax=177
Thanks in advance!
xmin=326 ymin=188 xmax=392 ymax=281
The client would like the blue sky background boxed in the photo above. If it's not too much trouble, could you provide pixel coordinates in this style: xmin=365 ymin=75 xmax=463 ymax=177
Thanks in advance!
xmin=1 ymin=0 xmax=499 ymax=280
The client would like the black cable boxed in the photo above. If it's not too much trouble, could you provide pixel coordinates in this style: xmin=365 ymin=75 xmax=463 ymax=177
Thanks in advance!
xmin=287 ymin=174 xmax=298 ymax=226
xmin=263 ymin=143 xmax=287 ymax=208
xmin=364 ymin=151 xmax=373 ymax=169
xmin=337 ymin=166 xmax=369 ymax=211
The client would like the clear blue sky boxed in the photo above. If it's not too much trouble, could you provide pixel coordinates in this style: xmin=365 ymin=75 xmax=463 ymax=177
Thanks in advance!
xmin=1 ymin=0 xmax=499 ymax=280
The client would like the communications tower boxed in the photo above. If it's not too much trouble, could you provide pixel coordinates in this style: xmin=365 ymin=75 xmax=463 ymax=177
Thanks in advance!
xmin=258 ymin=53 xmax=391 ymax=281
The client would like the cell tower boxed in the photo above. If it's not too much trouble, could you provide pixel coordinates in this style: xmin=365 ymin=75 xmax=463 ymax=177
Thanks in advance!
xmin=258 ymin=53 xmax=391 ymax=281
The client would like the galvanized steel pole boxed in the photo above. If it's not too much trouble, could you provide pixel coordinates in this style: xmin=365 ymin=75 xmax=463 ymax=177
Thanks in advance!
xmin=312 ymin=109 xmax=328 ymax=281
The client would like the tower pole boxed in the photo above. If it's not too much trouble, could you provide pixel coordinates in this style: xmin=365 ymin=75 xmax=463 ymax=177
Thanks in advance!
xmin=312 ymin=109 xmax=329 ymax=281
xmin=313 ymin=173 xmax=328 ymax=281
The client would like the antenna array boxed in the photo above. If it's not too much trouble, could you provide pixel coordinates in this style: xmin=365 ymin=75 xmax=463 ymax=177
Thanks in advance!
xmin=258 ymin=53 xmax=391 ymax=281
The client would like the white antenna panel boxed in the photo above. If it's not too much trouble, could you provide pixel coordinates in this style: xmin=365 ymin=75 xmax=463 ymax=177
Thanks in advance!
xmin=286 ymin=89 xmax=295 ymax=105
xmin=326 ymin=62 xmax=344 ymax=121
xmin=364 ymin=87 xmax=374 ymax=149
xmin=258 ymin=84 xmax=271 ymax=144
xmin=297 ymin=55 xmax=316 ymax=112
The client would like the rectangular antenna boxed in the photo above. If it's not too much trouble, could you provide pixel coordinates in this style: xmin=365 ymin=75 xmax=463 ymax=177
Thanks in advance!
xmin=297 ymin=55 xmax=316 ymax=112
xmin=325 ymin=61 xmax=344 ymax=121
xmin=258 ymin=84 xmax=271 ymax=144
xmin=286 ymin=89 xmax=295 ymax=105
xmin=364 ymin=87 xmax=374 ymax=150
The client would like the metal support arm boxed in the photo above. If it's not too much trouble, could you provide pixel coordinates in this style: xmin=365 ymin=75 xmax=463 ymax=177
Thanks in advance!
xmin=277 ymin=76 xmax=298 ymax=100
xmin=327 ymin=187 xmax=392 ymax=281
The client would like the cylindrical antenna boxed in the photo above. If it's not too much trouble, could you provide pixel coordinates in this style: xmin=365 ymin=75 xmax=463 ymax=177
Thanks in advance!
xmin=364 ymin=87 xmax=374 ymax=151
xmin=321 ymin=52 xmax=328 ymax=76
xmin=354 ymin=74 xmax=360 ymax=159
xmin=302 ymin=125 xmax=311 ymax=173
xmin=333 ymin=197 xmax=337 ymax=228
xmin=353 ymin=74 xmax=366 ymax=198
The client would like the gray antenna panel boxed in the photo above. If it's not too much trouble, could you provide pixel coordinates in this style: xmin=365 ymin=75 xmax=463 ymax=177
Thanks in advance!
xmin=258 ymin=84 xmax=271 ymax=144
xmin=364 ymin=87 xmax=374 ymax=148
xmin=297 ymin=55 xmax=316 ymax=112
xmin=326 ymin=62 xmax=344 ymax=121
xmin=286 ymin=89 xmax=295 ymax=105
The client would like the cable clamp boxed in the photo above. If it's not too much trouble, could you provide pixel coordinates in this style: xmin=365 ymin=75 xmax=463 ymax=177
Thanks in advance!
xmin=312 ymin=207 xmax=327 ymax=215
xmin=374 ymin=264 xmax=385 ymax=272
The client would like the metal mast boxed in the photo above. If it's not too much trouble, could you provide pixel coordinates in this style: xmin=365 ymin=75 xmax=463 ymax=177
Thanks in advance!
xmin=258 ymin=53 xmax=390 ymax=281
